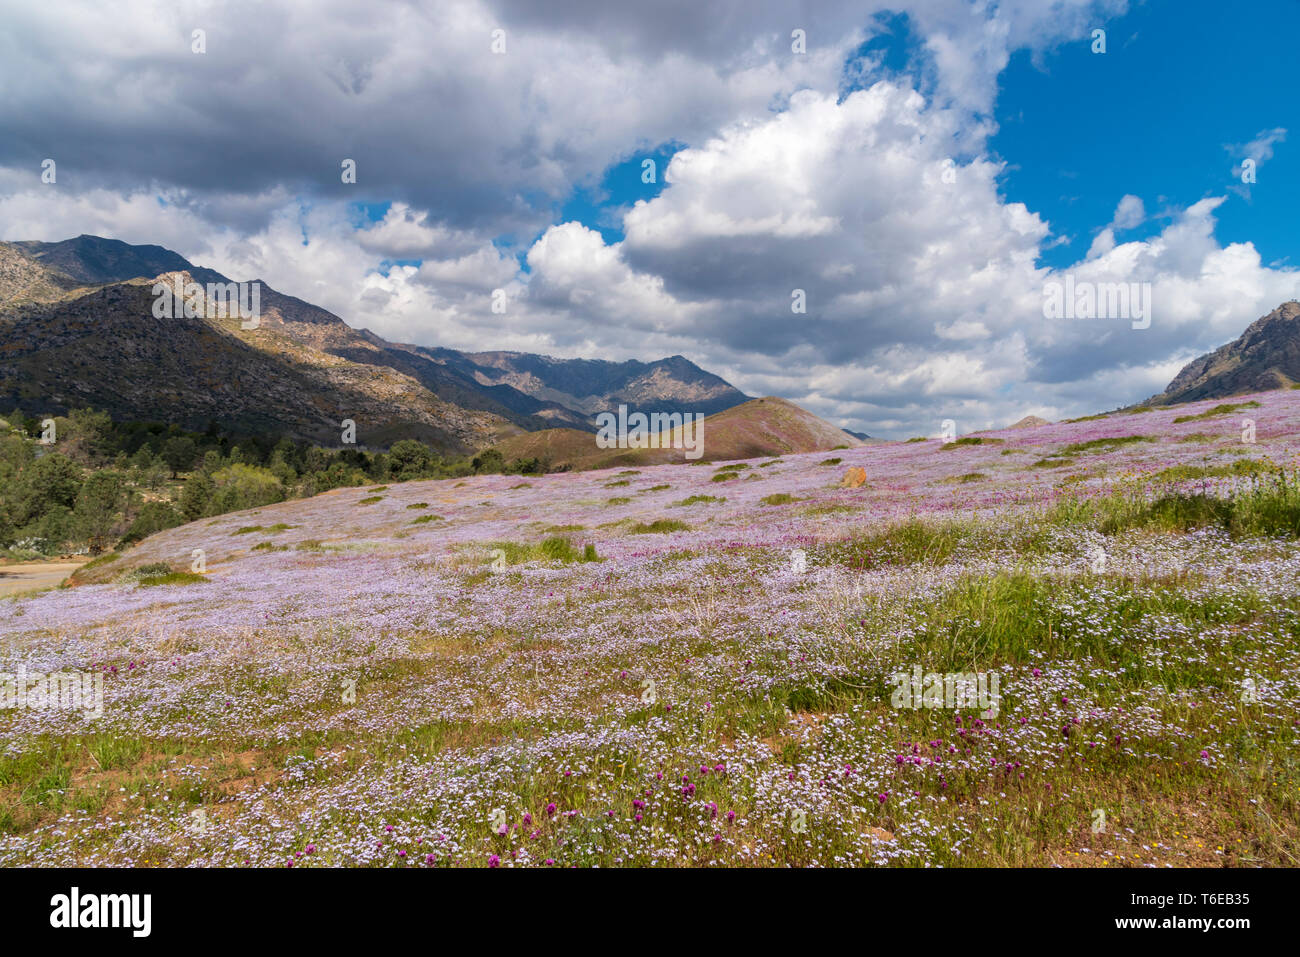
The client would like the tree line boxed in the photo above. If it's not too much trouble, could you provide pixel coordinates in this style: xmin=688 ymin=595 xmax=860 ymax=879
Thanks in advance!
xmin=0 ymin=408 xmax=551 ymax=557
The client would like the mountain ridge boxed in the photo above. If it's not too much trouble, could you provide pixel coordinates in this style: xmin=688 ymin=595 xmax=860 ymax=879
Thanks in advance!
xmin=0 ymin=235 xmax=755 ymax=453
xmin=1144 ymin=300 xmax=1300 ymax=406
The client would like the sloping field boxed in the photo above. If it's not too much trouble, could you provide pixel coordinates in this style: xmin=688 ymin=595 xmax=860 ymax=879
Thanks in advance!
xmin=2 ymin=389 xmax=1298 ymax=866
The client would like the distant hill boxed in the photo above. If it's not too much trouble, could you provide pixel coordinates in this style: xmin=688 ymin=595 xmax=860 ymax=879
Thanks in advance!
xmin=489 ymin=396 xmax=863 ymax=469
xmin=0 ymin=235 xmax=752 ymax=452
xmin=1145 ymin=300 xmax=1300 ymax=406
xmin=1008 ymin=415 xmax=1050 ymax=430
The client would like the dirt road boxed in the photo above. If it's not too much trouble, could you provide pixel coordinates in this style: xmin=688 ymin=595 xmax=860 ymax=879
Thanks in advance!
xmin=0 ymin=561 xmax=84 ymax=597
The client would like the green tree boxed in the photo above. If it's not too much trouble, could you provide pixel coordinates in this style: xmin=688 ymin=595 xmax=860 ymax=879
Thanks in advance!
xmin=161 ymin=436 xmax=197 ymax=478
xmin=210 ymin=463 xmax=284 ymax=514
xmin=13 ymin=452 xmax=82 ymax=526
xmin=179 ymin=472 xmax=214 ymax=520
xmin=388 ymin=439 xmax=436 ymax=481
xmin=73 ymin=471 xmax=128 ymax=554
xmin=472 ymin=448 xmax=505 ymax=474
xmin=122 ymin=501 xmax=185 ymax=544
xmin=61 ymin=408 xmax=115 ymax=465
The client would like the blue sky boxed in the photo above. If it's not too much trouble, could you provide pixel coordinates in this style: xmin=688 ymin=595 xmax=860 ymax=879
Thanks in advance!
xmin=992 ymin=0 xmax=1297 ymax=271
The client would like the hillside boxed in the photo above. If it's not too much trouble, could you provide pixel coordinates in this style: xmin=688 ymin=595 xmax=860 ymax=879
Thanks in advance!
xmin=13 ymin=386 xmax=1298 ymax=869
xmin=0 ymin=236 xmax=752 ymax=451
xmin=1145 ymin=300 xmax=1300 ymax=406
xmin=488 ymin=396 xmax=863 ymax=469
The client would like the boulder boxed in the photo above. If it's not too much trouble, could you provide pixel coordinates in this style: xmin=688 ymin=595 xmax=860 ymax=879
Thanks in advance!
xmin=840 ymin=466 xmax=867 ymax=488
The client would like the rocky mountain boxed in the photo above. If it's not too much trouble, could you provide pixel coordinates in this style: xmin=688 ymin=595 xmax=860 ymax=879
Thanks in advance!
xmin=1145 ymin=300 xmax=1300 ymax=406
xmin=0 ymin=235 xmax=752 ymax=453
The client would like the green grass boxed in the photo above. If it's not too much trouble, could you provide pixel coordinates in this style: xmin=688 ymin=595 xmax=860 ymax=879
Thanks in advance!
xmin=800 ymin=502 xmax=860 ymax=516
xmin=1149 ymin=459 xmax=1273 ymax=483
xmin=409 ymin=514 xmax=445 ymax=525
xmin=899 ymin=571 xmax=1272 ymax=684
xmin=942 ymin=472 xmax=987 ymax=484
xmin=819 ymin=457 xmax=843 ymax=466
xmin=711 ymin=472 xmax=739 ymax=483
xmin=1173 ymin=401 xmax=1261 ymax=424
xmin=674 ymin=495 xmax=724 ymax=506
xmin=604 ymin=480 xmax=631 ymax=488
xmin=941 ymin=437 xmax=1004 ymax=448
xmin=358 ymin=496 xmax=384 ymax=505
xmin=1032 ymin=456 xmax=1076 ymax=469
xmin=137 ymin=571 xmax=208 ymax=587
xmin=406 ymin=502 xmax=430 ymax=509
xmin=646 ymin=484 xmax=671 ymax=491
xmin=1049 ymin=470 xmax=1300 ymax=538
xmin=251 ymin=542 xmax=289 ymax=552
xmin=760 ymin=493 xmax=801 ymax=505
xmin=824 ymin=517 xmax=968 ymax=570
xmin=488 ymin=537 xmax=600 ymax=565
xmin=626 ymin=519 xmax=690 ymax=534
xmin=607 ymin=497 xmax=632 ymax=505
xmin=1058 ymin=435 xmax=1154 ymax=455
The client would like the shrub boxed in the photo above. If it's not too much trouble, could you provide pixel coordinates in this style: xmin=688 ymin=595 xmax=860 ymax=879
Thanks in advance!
xmin=1173 ymin=401 xmax=1261 ymax=424
xmin=209 ymin=464 xmax=284 ymax=514
xmin=486 ymin=537 xmax=599 ymax=565
xmin=121 ymin=501 xmax=185 ymax=544
xmin=627 ymin=519 xmax=689 ymax=534
xmin=1058 ymin=435 xmax=1153 ymax=454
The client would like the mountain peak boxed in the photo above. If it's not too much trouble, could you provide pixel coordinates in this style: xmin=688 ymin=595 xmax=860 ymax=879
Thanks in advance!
xmin=1147 ymin=300 xmax=1300 ymax=406
xmin=12 ymin=234 xmax=220 ymax=287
